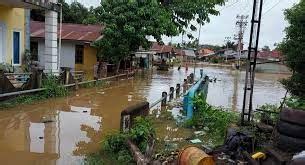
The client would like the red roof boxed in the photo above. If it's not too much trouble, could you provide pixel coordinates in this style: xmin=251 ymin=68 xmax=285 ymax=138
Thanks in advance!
xmin=257 ymin=50 xmax=283 ymax=59
xmin=150 ymin=42 xmax=174 ymax=53
xmin=198 ymin=48 xmax=215 ymax=57
xmin=30 ymin=21 xmax=104 ymax=42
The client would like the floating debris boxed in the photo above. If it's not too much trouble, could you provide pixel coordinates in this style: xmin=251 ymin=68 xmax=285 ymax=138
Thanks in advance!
xmin=194 ymin=131 xmax=206 ymax=136
xmin=41 ymin=116 xmax=55 ymax=123
xmin=190 ymin=139 xmax=202 ymax=144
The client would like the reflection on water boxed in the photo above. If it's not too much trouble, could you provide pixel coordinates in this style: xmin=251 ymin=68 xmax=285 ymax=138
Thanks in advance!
xmin=0 ymin=66 xmax=289 ymax=164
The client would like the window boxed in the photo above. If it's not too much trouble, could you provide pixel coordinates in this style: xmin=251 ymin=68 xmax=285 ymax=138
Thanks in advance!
xmin=30 ymin=41 xmax=38 ymax=61
xmin=13 ymin=31 xmax=21 ymax=65
xmin=75 ymin=45 xmax=84 ymax=64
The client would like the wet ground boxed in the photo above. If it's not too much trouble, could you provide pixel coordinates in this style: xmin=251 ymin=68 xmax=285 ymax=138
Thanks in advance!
xmin=0 ymin=66 xmax=289 ymax=164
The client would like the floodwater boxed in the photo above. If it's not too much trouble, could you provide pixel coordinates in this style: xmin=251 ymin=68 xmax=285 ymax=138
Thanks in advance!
xmin=0 ymin=66 xmax=289 ymax=164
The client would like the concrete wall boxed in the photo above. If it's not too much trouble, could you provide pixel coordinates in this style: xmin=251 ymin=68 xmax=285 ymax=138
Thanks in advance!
xmin=36 ymin=40 xmax=75 ymax=70
xmin=0 ymin=5 xmax=25 ymax=65
xmin=75 ymin=44 xmax=97 ymax=80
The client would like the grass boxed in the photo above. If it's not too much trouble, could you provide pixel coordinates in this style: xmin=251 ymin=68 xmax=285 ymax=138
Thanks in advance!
xmin=183 ymin=96 xmax=239 ymax=146
xmin=85 ymin=117 xmax=154 ymax=165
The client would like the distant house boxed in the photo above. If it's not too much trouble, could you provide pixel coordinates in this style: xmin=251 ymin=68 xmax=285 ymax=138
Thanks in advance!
xmin=132 ymin=47 xmax=155 ymax=69
xmin=150 ymin=42 xmax=174 ymax=63
xmin=198 ymin=48 xmax=216 ymax=61
xmin=30 ymin=21 xmax=103 ymax=79
xmin=173 ymin=48 xmax=185 ymax=62
xmin=183 ymin=49 xmax=196 ymax=62
xmin=257 ymin=50 xmax=283 ymax=61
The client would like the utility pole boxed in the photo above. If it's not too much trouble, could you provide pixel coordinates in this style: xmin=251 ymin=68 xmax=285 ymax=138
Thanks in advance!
xmin=234 ymin=14 xmax=248 ymax=69
xmin=224 ymin=37 xmax=231 ymax=62
xmin=241 ymin=0 xmax=264 ymax=125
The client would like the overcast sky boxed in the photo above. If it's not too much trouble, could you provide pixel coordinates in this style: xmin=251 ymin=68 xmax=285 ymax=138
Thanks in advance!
xmin=68 ymin=0 xmax=299 ymax=49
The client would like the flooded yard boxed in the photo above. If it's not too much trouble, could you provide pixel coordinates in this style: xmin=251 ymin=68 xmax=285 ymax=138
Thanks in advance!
xmin=0 ymin=66 xmax=289 ymax=164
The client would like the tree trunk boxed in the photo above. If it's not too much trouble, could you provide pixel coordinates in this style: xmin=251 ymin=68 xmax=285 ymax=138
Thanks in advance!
xmin=126 ymin=139 xmax=148 ymax=165
xmin=116 ymin=60 xmax=122 ymax=74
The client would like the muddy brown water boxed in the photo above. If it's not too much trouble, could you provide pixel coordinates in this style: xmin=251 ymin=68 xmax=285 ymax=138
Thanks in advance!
xmin=0 ymin=66 xmax=289 ymax=165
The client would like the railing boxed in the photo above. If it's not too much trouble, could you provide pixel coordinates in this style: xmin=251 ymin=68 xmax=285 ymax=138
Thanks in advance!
xmin=183 ymin=76 xmax=209 ymax=120
xmin=0 ymin=73 xmax=131 ymax=99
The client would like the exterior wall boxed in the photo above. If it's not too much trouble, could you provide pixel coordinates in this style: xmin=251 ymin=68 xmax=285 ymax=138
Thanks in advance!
xmin=34 ymin=39 xmax=97 ymax=79
xmin=75 ymin=44 xmax=97 ymax=80
xmin=36 ymin=40 xmax=75 ymax=70
xmin=0 ymin=5 xmax=25 ymax=65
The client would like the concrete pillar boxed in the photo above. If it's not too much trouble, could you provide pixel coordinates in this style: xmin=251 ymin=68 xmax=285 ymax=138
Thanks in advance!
xmin=25 ymin=9 xmax=30 ymax=50
xmin=44 ymin=2 xmax=58 ymax=74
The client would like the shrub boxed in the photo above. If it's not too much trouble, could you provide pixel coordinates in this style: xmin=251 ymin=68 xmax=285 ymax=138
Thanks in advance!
xmin=42 ymin=75 xmax=68 ymax=98
xmin=256 ymin=104 xmax=280 ymax=125
xmin=185 ymin=96 xmax=238 ymax=138
xmin=285 ymin=96 xmax=305 ymax=110
xmin=96 ymin=117 xmax=155 ymax=164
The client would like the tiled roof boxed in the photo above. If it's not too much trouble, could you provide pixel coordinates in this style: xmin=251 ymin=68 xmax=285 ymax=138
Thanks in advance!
xmin=30 ymin=21 xmax=104 ymax=42
xmin=150 ymin=42 xmax=174 ymax=53
xmin=257 ymin=50 xmax=283 ymax=59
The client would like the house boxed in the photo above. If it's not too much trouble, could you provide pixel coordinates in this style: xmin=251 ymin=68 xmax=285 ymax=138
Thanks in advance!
xmin=150 ymin=42 xmax=174 ymax=63
xmin=257 ymin=50 xmax=283 ymax=61
xmin=0 ymin=4 xmax=28 ymax=67
xmin=183 ymin=49 xmax=196 ymax=62
xmin=173 ymin=48 xmax=185 ymax=62
xmin=197 ymin=48 xmax=216 ymax=61
xmin=0 ymin=0 xmax=60 ymax=73
xmin=132 ymin=48 xmax=155 ymax=69
xmin=30 ymin=21 xmax=103 ymax=79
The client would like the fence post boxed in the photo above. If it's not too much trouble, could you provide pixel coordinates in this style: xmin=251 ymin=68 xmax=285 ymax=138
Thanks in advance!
xmin=161 ymin=92 xmax=167 ymax=106
xmin=183 ymin=79 xmax=188 ymax=93
xmin=190 ymin=73 xmax=194 ymax=84
xmin=75 ymin=78 xmax=79 ymax=90
xmin=187 ymin=76 xmax=191 ymax=84
xmin=176 ymin=83 xmax=180 ymax=97
xmin=169 ymin=87 xmax=174 ymax=101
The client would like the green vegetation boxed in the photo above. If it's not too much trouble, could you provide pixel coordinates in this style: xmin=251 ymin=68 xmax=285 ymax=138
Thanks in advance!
xmin=93 ymin=0 xmax=224 ymax=71
xmin=255 ymin=103 xmax=280 ymax=125
xmin=85 ymin=117 xmax=155 ymax=165
xmin=285 ymin=96 xmax=305 ymax=110
xmin=279 ymin=0 xmax=305 ymax=98
xmin=31 ymin=0 xmax=98 ymax=25
xmin=184 ymin=96 xmax=238 ymax=145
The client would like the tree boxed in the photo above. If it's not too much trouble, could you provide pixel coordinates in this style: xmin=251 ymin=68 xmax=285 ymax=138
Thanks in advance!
xmin=184 ymin=39 xmax=199 ymax=48
xmin=279 ymin=0 xmax=305 ymax=98
xmin=94 ymin=0 xmax=224 ymax=72
xmin=262 ymin=45 xmax=270 ymax=51
xmin=31 ymin=0 xmax=96 ymax=25
xmin=222 ymin=41 xmax=235 ymax=50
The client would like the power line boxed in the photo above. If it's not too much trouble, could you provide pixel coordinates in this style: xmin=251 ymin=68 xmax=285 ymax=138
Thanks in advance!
xmin=262 ymin=0 xmax=281 ymax=15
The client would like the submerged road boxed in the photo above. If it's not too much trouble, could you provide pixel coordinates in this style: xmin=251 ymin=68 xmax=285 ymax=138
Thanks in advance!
xmin=0 ymin=66 xmax=288 ymax=164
